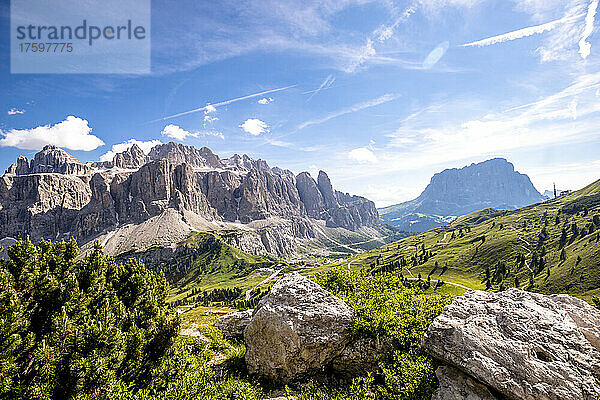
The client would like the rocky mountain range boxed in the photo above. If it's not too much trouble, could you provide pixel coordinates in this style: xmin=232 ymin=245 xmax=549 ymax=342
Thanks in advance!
xmin=379 ymin=158 xmax=545 ymax=232
xmin=0 ymin=143 xmax=383 ymax=258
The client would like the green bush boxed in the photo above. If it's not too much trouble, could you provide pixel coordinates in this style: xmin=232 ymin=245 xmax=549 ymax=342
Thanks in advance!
xmin=315 ymin=268 xmax=451 ymax=400
xmin=0 ymin=240 xmax=260 ymax=400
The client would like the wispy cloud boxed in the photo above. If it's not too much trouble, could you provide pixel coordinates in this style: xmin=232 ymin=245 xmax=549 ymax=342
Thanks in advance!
xmin=579 ymin=0 xmax=598 ymax=59
xmin=345 ymin=4 xmax=416 ymax=73
xmin=7 ymin=108 xmax=25 ymax=115
xmin=258 ymin=97 xmax=274 ymax=104
xmin=297 ymin=93 xmax=400 ymax=130
xmin=460 ymin=13 xmax=585 ymax=47
xmin=100 ymin=139 xmax=162 ymax=162
xmin=379 ymin=72 xmax=600 ymax=172
xmin=151 ymin=85 xmax=296 ymax=122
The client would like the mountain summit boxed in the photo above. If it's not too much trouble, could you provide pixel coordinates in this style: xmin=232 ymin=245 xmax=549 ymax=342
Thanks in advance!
xmin=379 ymin=158 xmax=544 ymax=232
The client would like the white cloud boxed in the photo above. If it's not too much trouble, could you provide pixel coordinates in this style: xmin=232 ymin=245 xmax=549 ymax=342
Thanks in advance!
xmin=203 ymin=130 xmax=225 ymax=140
xmin=204 ymin=115 xmax=219 ymax=124
xmin=7 ymin=108 xmax=25 ymax=115
xmin=0 ymin=116 xmax=104 ymax=151
xmin=258 ymin=97 xmax=274 ymax=104
xmin=297 ymin=93 xmax=400 ymax=130
xmin=99 ymin=139 xmax=162 ymax=162
xmin=239 ymin=119 xmax=270 ymax=136
xmin=349 ymin=147 xmax=378 ymax=163
xmin=204 ymin=104 xmax=217 ymax=114
xmin=161 ymin=124 xmax=224 ymax=141
xmin=461 ymin=13 xmax=585 ymax=47
xmin=162 ymin=124 xmax=196 ymax=141
xmin=579 ymin=0 xmax=598 ymax=59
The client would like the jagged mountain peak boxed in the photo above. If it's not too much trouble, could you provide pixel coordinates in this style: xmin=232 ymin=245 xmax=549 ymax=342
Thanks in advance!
xmin=147 ymin=141 xmax=222 ymax=169
xmin=5 ymin=144 xmax=90 ymax=176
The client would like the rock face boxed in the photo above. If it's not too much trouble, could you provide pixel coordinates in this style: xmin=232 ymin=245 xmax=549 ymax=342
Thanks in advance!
xmin=379 ymin=158 xmax=545 ymax=232
xmin=244 ymin=273 xmax=354 ymax=382
xmin=423 ymin=289 xmax=600 ymax=400
xmin=0 ymin=143 xmax=381 ymax=257
xmin=215 ymin=309 xmax=253 ymax=340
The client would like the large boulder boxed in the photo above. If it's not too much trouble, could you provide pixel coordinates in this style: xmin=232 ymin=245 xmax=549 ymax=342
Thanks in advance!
xmin=431 ymin=366 xmax=499 ymax=400
xmin=215 ymin=309 xmax=253 ymax=340
xmin=423 ymin=289 xmax=600 ymax=400
xmin=244 ymin=272 xmax=354 ymax=382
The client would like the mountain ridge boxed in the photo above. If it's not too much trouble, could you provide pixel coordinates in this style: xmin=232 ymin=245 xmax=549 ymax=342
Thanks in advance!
xmin=0 ymin=143 xmax=388 ymax=259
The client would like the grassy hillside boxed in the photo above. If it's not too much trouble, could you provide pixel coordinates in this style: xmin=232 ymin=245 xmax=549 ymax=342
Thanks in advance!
xmin=155 ymin=232 xmax=281 ymax=304
xmin=316 ymin=179 xmax=600 ymax=302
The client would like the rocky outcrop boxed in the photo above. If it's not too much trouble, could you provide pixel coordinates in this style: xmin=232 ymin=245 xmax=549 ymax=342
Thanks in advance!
xmin=215 ymin=309 xmax=253 ymax=340
xmin=0 ymin=143 xmax=381 ymax=258
xmin=113 ymin=143 xmax=148 ymax=169
xmin=244 ymin=273 xmax=354 ymax=382
xmin=6 ymin=145 xmax=91 ymax=176
xmin=423 ymin=289 xmax=600 ymax=400
xmin=380 ymin=158 xmax=545 ymax=232
xmin=295 ymin=170 xmax=379 ymax=231
xmin=296 ymin=172 xmax=326 ymax=219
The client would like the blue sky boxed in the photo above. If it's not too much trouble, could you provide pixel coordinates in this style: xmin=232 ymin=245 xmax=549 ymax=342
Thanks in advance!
xmin=1 ymin=0 xmax=600 ymax=207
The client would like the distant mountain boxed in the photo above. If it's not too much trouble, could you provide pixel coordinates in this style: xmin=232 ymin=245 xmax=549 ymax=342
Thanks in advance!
xmin=379 ymin=158 xmax=545 ymax=232
xmin=0 ymin=143 xmax=393 ymax=260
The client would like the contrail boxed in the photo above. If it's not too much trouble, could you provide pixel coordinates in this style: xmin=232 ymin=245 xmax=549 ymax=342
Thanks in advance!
xmin=297 ymin=93 xmax=399 ymax=131
xmin=149 ymin=85 xmax=296 ymax=122
xmin=304 ymin=75 xmax=335 ymax=102
xmin=461 ymin=13 xmax=585 ymax=47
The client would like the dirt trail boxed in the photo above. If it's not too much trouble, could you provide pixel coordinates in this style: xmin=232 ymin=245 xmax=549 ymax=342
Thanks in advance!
xmin=245 ymin=267 xmax=282 ymax=300
xmin=510 ymin=224 xmax=534 ymax=274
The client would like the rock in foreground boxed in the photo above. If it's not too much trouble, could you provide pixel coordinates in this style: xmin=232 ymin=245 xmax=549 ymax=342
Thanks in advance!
xmin=244 ymin=272 xmax=354 ymax=382
xmin=423 ymin=289 xmax=600 ymax=400
xmin=215 ymin=309 xmax=253 ymax=340
xmin=431 ymin=366 xmax=498 ymax=400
